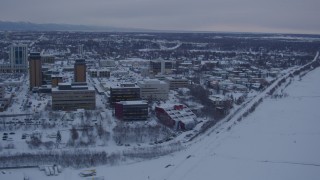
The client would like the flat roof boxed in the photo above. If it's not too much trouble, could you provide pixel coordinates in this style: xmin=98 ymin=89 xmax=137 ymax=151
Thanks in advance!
xmin=165 ymin=77 xmax=188 ymax=81
xmin=117 ymin=100 xmax=147 ymax=105
xmin=138 ymin=79 xmax=167 ymax=85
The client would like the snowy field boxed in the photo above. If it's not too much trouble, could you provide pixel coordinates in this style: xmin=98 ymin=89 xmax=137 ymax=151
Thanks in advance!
xmin=1 ymin=67 xmax=320 ymax=179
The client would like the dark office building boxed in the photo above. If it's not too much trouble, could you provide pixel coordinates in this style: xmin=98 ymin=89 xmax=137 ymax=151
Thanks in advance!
xmin=110 ymin=84 xmax=140 ymax=105
xmin=149 ymin=60 xmax=175 ymax=75
xmin=52 ymin=76 xmax=63 ymax=87
xmin=115 ymin=101 xmax=148 ymax=121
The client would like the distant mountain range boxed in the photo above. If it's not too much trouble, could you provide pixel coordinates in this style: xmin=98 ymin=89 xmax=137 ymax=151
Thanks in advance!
xmin=0 ymin=21 xmax=148 ymax=32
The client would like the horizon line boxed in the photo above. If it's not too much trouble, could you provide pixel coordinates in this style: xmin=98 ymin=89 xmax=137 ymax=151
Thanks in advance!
xmin=1 ymin=20 xmax=320 ymax=36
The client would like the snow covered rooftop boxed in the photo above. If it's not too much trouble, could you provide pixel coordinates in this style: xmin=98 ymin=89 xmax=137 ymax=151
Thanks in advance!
xmin=157 ymin=104 xmax=197 ymax=124
xmin=117 ymin=100 xmax=148 ymax=105
xmin=138 ymin=79 xmax=167 ymax=85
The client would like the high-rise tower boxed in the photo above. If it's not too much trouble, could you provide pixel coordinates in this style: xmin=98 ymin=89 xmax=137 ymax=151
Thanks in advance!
xmin=74 ymin=59 xmax=86 ymax=82
xmin=10 ymin=44 xmax=28 ymax=72
xmin=78 ymin=44 xmax=84 ymax=57
xmin=29 ymin=52 xmax=42 ymax=90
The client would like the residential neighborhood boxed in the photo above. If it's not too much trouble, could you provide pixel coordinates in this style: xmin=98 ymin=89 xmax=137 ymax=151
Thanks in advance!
xmin=0 ymin=31 xmax=320 ymax=179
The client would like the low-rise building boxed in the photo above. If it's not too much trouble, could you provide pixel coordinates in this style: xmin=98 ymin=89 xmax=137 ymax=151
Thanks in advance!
xmin=209 ymin=95 xmax=228 ymax=106
xmin=155 ymin=104 xmax=197 ymax=131
xmin=149 ymin=60 xmax=175 ymax=75
xmin=63 ymin=66 xmax=74 ymax=72
xmin=165 ymin=77 xmax=189 ymax=90
xmin=100 ymin=60 xmax=116 ymax=67
xmin=0 ymin=64 xmax=12 ymax=73
xmin=88 ymin=68 xmax=110 ymax=78
xmin=51 ymin=76 xmax=63 ymax=87
xmin=52 ymin=82 xmax=95 ymax=111
xmin=209 ymin=95 xmax=233 ymax=115
xmin=137 ymin=79 xmax=169 ymax=101
xmin=41 ymin=54 xmax=55 ymax=64
xmin=115 ymin=101 xmax=148 ymax=121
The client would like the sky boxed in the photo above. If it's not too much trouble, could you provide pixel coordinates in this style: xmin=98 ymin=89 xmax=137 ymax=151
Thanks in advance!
xmin=0 ymin=0 xmax=320 ymax=34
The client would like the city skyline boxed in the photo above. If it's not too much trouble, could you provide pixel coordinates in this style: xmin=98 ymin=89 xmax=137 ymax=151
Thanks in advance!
xmin=0 ymin=0 xmax=320 ymax=34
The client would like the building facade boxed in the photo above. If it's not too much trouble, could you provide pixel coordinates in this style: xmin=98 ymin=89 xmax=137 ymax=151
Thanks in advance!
xmin=115 ymin=101 xmax=148 ymax=121
xmin=88 ymin=68 xmax=111 ymax=78
xmin=99 ymin=60 xmax=116 ymax=67
xmin=78 ymin=44 xmax=84 ymax=56
xmin=155 ymin=104 xmax=197 ymax=131
xmin=41 ymin=54 xmax=55 ymax=64
xmin=51 ymin=76 xmax=63 ymax=87
xmin=29 ymin=52 xmax=42 ymax=90
xmin=110 ymin=84 xmax=140 ymax=105
xmin=165 ymin=77 xmax=189 ymax=90
xmin=137 ymin=79 xmax=169 ymax=101
xmin=10 ymin=44 xmax=28 ymax=72
xmin=149 ymin=60 xmax=175 ymax=75
xmin=74 ymin=59 xmax=86 ymax=82
xmin=52 ymin=82 xmax=96 ymax=111
xmin=0 ymin=44 xmax=28 ymax=73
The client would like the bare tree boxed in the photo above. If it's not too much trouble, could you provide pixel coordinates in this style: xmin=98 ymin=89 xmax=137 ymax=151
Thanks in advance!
xmin=70 ymin=126 xmax=79 ymax=145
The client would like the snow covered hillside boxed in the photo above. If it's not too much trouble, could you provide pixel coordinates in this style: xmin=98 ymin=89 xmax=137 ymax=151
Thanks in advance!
xmin=2 ymin=66 xmax=320 ymax=180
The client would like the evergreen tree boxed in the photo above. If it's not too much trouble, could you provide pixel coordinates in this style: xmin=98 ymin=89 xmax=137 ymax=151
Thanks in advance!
xmin=56 ymin=130 xmax=61 ymax=144
xmin=71 ymin=126 xmax=79 ymax=142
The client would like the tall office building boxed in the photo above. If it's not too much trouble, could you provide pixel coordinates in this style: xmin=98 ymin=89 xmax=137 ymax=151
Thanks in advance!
xmin=29 ymin=52 xmax=42 ymax=90
xmin=78 ymin=44 xmax=84 ymax=57
xmin=74 ymin=59 xmax=86 ymax=82
xmin=9 ymin=44 xmax=28 ymax=72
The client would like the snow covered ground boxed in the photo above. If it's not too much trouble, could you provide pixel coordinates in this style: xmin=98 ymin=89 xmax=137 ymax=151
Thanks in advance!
xmin=2 ymin=65 xmax=320 ymax=179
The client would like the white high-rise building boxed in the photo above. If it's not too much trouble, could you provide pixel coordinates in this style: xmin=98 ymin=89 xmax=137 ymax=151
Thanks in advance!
xmin=137 ymin=79 xmax=169 ymax=101
xmin=9 ymin=44 xmax=28 ymax=72
xmin=78 ymin=44 xmax=84 ymax=57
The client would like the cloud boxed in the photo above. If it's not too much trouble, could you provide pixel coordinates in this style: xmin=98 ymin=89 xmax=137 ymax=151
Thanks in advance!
xmin=0 ymin=0 xmax=319 ymax=34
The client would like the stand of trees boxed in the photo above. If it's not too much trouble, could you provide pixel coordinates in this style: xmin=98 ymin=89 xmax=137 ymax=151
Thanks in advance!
xmin=0 ymin=149 xmax=119 ymax=168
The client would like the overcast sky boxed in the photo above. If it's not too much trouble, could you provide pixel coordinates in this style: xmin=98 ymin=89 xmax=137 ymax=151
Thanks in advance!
xmin=1 ymin=0 xmax=319 ymax=34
